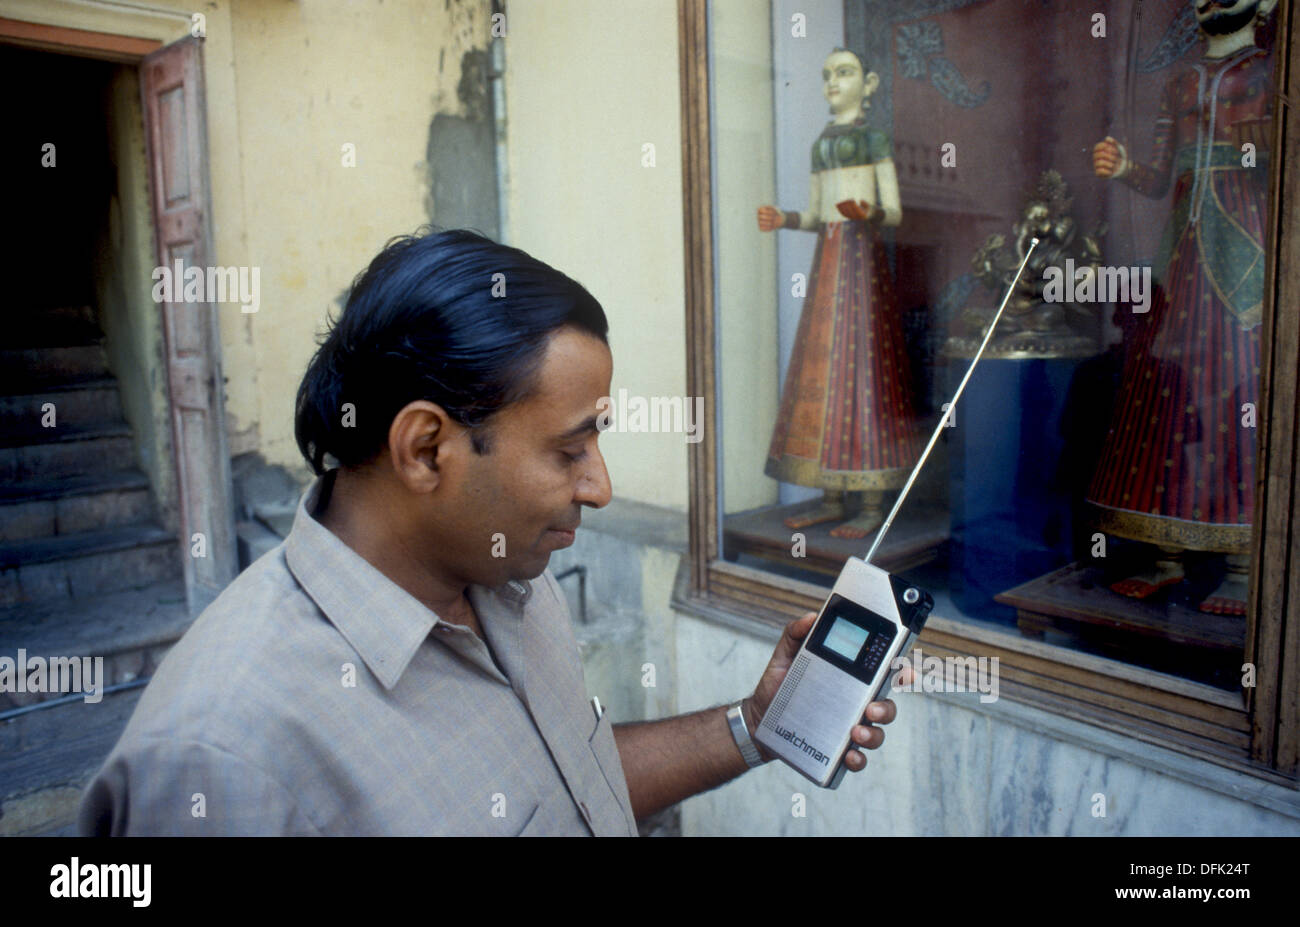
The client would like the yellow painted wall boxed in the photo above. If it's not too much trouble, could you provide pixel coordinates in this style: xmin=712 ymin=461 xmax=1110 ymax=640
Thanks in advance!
xmin=504 ymin=0 xmax=690 ymax=511
xmin=220 ymin=0 xmax=493 ymax=470
xmin=16 ymin=0 xmax=705 ymax=508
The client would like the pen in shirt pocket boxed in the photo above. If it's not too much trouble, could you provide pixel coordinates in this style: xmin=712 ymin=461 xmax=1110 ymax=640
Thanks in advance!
xmin=591 ymin=696 xmax=604 ymax=721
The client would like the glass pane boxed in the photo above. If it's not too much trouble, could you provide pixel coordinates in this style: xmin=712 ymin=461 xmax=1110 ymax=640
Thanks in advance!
xmin=712 ymin=0 xmax=1280 ymax=691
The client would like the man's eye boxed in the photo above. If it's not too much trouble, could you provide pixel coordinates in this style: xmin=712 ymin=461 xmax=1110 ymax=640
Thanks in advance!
xmin=561 ymin=448 xmax=586 ymax=463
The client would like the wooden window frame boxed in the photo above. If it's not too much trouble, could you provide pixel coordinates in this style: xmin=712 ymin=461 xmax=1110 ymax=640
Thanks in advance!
xmin=673 ymin=0 xmax=1300 ymax=784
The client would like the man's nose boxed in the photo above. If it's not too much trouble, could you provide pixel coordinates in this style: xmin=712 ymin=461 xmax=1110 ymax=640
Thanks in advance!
xmin=576 ymin=447 xmax=612 ymax=509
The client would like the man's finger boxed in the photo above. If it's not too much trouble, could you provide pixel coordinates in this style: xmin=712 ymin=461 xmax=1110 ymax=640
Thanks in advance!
xmin=865 ymin=699 xmax=897 ymax=725
xmin=851 ymin=725 xmax=885 ymax=750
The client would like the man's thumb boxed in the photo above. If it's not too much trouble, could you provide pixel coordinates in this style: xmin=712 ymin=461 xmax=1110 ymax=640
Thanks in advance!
xmin=781 ymin=613 xmax=817 ymax=655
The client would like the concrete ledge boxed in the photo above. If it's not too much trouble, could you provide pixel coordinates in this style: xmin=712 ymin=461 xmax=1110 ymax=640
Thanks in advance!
xmin=937 ymin=688 xmax=1300 ymax=822
xmin=575 ymin=496 xmax=688 ymax=551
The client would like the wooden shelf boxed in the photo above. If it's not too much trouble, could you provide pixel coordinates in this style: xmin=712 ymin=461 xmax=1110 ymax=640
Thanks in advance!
xmin=722 ymin=501 xmax=947 ymax=577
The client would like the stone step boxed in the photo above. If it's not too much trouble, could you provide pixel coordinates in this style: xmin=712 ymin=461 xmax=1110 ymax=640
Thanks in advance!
xmin=0 ymin=524 xmax=179 ymax=608
xmin=0 ymin=424 xmax=134 ymax=482
xmin=237 ymin=517 xmax=284 ymax=570
xmin=0 ymin=578 xmax=190 ymax=709
xmin=0 ymin=685 xmax=146 ymax=836
xmin=0 ymin=377 xmax=124 ymax=431
xmin=0 ymin=579 xmax=192 ymax=835
xmin=5 ymin=305 xmax=100 ymax=349
xmin=7 ymin=319 xmax=102 ymax=351
xmin=0 ymin=343 xmax=111 ymax=390
xmin=0 ymin=470 xmax=154 ymax=544
xmin=0 ymin=417 xmax=133 ymax=450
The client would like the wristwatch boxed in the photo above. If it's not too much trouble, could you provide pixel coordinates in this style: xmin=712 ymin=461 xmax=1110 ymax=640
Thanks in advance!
xmin=727 ymin=700 xmax=765 ymax=769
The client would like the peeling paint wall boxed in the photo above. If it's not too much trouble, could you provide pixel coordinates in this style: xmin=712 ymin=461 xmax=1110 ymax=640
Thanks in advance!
xmin=425 ymin=46 xmax=499 ymax=238
xmin=17 ymin=0 xmax=496 ymax=479
xmin=222 ymin=0 xmax=495 ymax=472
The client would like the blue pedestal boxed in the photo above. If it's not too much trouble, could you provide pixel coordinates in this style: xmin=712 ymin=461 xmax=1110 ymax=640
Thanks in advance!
xmin=947 ymin=356 xmax=1087 ymax=623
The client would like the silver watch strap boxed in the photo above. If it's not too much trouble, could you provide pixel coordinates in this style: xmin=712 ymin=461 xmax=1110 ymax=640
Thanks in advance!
xmin=727 ymin=701 xmax=764 ymax=768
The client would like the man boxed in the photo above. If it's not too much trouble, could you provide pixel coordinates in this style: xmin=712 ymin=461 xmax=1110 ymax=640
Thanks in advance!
xmin=79 ymin=229 xmax=906 ymax=835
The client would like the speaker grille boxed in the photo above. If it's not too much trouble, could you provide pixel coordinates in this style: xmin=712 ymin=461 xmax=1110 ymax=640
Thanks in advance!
xmin=762 ymin=652 xmax=810 ymax=729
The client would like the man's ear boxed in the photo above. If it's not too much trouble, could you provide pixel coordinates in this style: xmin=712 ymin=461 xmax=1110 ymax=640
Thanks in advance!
xmin=386 ymin=400 xmax=462 ymax=492
xmin=863 ymin=71 xmax=880 ymax=99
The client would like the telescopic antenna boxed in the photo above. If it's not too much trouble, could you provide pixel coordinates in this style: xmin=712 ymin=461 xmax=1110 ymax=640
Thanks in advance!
xmin=863 ymin=238 xmax=1041 ymax=566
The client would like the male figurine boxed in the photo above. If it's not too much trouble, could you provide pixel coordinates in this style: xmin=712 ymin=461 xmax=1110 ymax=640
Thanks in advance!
xmin=1088 ymin=0 xmax=1275 ymax=615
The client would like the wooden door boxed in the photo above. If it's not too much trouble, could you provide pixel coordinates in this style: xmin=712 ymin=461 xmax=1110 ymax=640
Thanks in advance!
xmin=140 ymin=35 xmax=237 ymax=614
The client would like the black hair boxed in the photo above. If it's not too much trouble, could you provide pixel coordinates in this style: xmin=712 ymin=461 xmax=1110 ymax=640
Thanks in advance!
xmin=294 ymin=227 xmax=609 ymax=475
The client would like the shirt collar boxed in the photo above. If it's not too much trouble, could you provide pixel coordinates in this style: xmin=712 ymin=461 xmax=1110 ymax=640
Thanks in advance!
xmin=284 ymin=472 xmax=533 ymax=689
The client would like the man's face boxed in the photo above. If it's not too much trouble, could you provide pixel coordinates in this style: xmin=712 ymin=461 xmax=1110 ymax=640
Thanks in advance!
xmin=439 ymin=326 xmax=614 ymax=587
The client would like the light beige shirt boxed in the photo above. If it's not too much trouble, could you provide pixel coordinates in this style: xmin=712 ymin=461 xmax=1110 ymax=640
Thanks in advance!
xmin=78 ymin=473 xmax=638 ymax=836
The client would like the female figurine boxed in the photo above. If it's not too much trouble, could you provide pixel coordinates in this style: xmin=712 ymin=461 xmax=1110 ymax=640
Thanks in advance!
xmin=758 ymin=48 xmax=920 ymax=540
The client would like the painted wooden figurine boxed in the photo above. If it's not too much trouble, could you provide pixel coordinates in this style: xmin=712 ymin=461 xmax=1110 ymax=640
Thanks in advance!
xmin=1088 ymin=0 xmax=1276 ymax=615
xmin=757 ymin=47 xmax=920 ymax=540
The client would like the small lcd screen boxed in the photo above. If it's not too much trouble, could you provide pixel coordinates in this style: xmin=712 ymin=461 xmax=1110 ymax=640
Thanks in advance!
xmin=822 ymin=616 xmax=869 ymax=661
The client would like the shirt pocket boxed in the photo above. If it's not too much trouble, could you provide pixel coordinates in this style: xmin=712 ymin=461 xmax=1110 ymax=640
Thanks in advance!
xmin=512 ymin=785 xmax=580 ymax=836
xmin=586 ymin=709 xmax=637 ymax=836
xmin=514 ymin=801 xmax=545 ymax=837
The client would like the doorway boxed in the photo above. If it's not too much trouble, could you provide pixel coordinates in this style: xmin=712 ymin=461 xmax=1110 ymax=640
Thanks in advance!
xmin=0 ymin=26 xmax=234 ymax=835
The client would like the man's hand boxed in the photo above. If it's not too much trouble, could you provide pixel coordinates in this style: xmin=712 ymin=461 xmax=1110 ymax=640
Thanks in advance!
xmin=614 ymin=611 xmax=915 ymax=819
xmin=742 ymin=612 xmax=913 ymax=773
